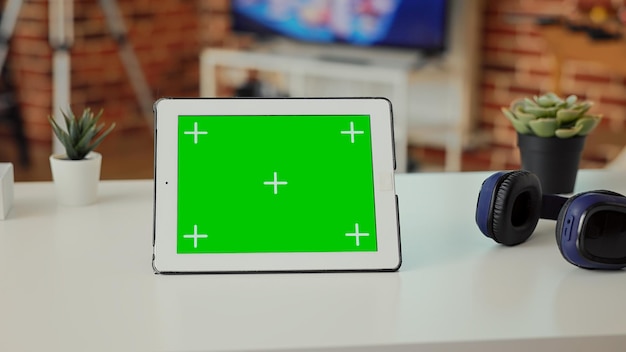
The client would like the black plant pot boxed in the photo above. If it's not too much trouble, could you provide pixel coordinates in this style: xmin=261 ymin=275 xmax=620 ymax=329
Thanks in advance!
xmin=517 ymin=133 xmax=586 ymax=194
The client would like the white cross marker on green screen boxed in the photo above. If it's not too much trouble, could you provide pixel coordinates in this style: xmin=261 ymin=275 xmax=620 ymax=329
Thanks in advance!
xmin=263 ymin=172 xmax=288 ymax=194
xmin=184 ymin=122 xmax=208 ymax=144
xmin=340 ymin=121 xmax=364 ymax=143
xmin=345 ymin=223 xmax=369 ymax=246
xmin=183 ymin=224 xmax=208 ymax=248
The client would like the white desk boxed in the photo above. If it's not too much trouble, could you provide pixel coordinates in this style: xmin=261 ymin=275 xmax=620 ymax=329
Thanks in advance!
xmin=1 ymin=171 xmax=626 ymax=351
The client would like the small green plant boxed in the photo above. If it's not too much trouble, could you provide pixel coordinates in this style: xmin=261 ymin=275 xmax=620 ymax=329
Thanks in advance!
xmin=49 ymin=107 xmax=116 ymax=160
xmin=501 ymin=92 xmax=602 ymax=138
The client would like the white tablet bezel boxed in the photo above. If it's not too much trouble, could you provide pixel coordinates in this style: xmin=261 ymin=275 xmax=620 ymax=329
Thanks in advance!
xmin=152 ymin=98 xmax=400 ymax=273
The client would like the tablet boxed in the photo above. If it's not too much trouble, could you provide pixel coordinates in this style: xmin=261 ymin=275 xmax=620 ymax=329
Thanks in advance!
xmin=152 ymin=98 xmax=401 ymax=273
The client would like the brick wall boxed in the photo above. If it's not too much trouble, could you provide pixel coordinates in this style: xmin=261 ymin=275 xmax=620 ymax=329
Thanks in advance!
xmin=3 ymin=0 xmax=216 ymax=146
xmin=3 ymin=0 xmax=625 ymax=170
xmin=478 ymin=0 xmax=626 ymax=170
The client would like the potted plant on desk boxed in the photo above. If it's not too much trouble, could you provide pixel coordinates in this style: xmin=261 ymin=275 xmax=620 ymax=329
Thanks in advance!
xmin=501 ymin=92 xmax=602 ymax=194
xmin=49 ymin=107 xmax=115 ymax=206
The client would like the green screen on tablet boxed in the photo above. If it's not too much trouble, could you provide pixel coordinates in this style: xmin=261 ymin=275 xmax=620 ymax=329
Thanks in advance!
xmin=177 ymin=114 xmax=377 ymax=254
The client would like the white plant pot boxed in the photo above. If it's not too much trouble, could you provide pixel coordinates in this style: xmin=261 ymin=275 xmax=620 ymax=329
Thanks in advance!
xmin=49 ymin=152 xmax=102 ymax=206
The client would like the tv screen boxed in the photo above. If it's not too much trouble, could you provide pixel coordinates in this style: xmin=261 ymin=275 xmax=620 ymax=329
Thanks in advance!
xmin=232 ymin=0 xmax=449 ymax=53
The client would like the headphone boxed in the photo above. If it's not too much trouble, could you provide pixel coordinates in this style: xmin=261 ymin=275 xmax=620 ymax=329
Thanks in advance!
xmin=475 ymin=170 xmax=626 ymax=270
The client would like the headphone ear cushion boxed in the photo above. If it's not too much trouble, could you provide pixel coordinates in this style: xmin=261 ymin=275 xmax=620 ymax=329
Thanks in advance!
xmin=490 ymin=170 xmax=543 ymax=246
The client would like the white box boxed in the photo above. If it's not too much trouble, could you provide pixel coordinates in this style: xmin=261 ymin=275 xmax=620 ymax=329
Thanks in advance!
xmin=0 ymin=163 xmax=14 ymax=220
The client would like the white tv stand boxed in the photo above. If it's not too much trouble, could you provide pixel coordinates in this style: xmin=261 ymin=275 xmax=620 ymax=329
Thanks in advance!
xmin=200 ymin=48 xmax=411 ymax=172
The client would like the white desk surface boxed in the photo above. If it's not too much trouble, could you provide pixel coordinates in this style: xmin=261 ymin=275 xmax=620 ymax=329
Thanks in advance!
xmin=1 ymin=170 xmax=626 ymax=352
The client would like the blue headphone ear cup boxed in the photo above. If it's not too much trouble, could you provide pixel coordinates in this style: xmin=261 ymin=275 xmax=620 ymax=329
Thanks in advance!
xmin=476 ymin=171 xmax=508 ymax=237
xmin=490 ymin=170 xmax=542 ymax=246
xmin=555 ymin=190 xmax=625 ymax=255
xmin=555 ymin=193 xmax=581 ymax=257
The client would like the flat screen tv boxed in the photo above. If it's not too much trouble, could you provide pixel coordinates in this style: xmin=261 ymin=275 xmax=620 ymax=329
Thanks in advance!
xmin=232 ymin=0 xmax=449 ymax=55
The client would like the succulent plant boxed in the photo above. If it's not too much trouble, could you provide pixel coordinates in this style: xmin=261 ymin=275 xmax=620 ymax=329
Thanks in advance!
xmin=501 ymin=92 xmax=602 ymax=138
xmin=49 ymin=107 xmax=116 ymax=160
